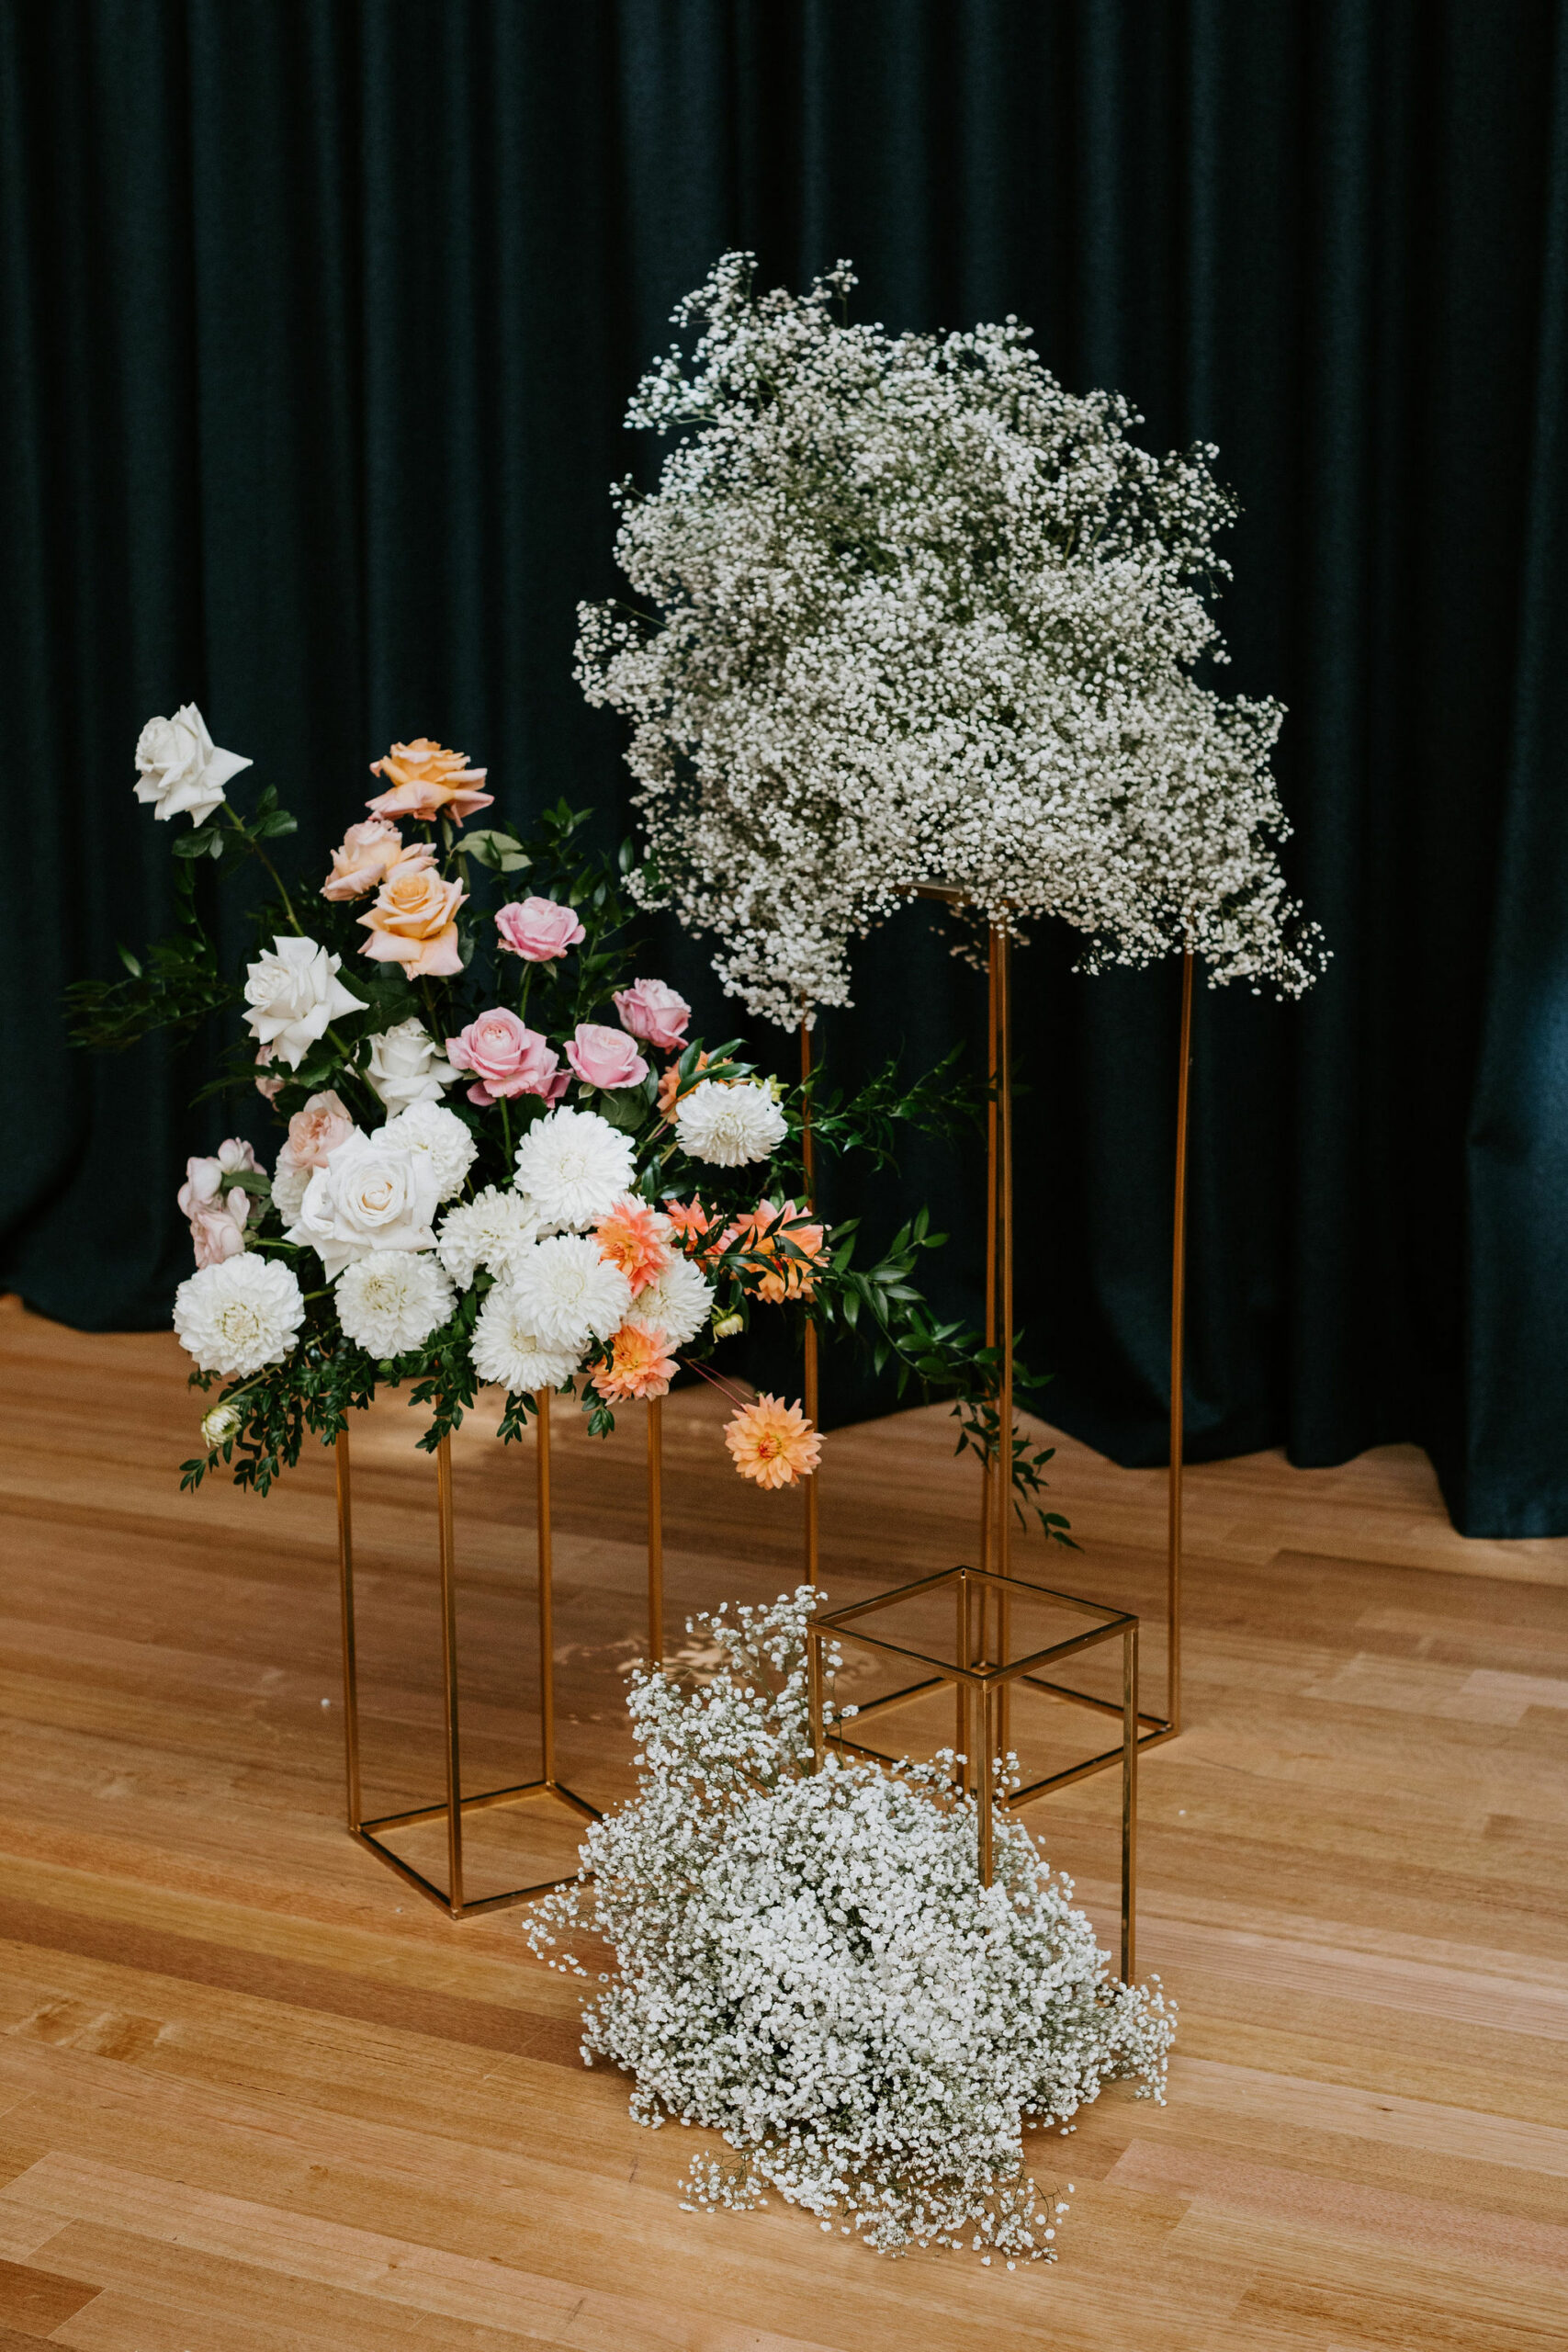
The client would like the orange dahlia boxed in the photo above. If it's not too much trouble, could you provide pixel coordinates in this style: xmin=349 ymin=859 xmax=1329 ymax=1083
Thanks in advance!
xmin=592 ymin=1321 xmax=678 ymax=1403
xmin=657 ymin=1049 xmax=709 ymax=1119
xmin=724 ymin=1198 xmax=828 ymax=1302
xmin=723 ymin=1393 xmax=822 ymax=1488
xmin=594 ymin=1194 xmax=671 ymax=1295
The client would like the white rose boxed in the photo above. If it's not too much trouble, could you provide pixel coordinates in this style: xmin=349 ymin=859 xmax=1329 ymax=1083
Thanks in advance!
xmin=365 ymin=1017 xmax=462 ymax=1113
xmin=288 ymin=1130 xmax=440 ymax=1280
xmin=243 ymin=935 xmax=363 ymax=1071
xmin=133 ymin=702 xmax=252 ymax=825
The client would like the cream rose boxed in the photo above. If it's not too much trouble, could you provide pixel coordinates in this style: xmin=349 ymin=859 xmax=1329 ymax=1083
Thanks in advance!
xmin=243 ymin=935 xmax=363 ymax=1071
xmin=288 ymin=1130 xmax=440 ymax=1279
xmin=134 ymin=704 xmax=252 ymax=825
xmin=364 ymin=1016 xmax=462 ymax=1113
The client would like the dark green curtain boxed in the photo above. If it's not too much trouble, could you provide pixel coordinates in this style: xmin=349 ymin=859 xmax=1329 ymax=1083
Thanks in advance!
xmin=6 ymin=0 xmax=1568 ymax=1537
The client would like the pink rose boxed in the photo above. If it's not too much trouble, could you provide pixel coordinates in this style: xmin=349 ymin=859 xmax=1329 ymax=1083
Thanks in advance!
xmin=495 ymin=896 xmax=586 ymax=963
xmin=613 ymin=977 xmax=692 ymax=1053
xmin=322 ymin=820 xmax=403 ymax=902
xmin=566 ymin=1023 xmax=649 ymax=1090
xmin=274 ymin=1089 xmax=355 ymax=1192
xmin=254 ymin=1046 xmax=286 ymax=1101
xmin=178 ymin=1139 xmax=260 ymax=1267
xmin=446 ymin=1009 xmax=568 ymax=1107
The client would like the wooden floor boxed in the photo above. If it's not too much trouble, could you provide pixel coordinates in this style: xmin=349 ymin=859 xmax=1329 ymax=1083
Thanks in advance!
xmin=1 ymin=1292 xmax=1566 ymax=2351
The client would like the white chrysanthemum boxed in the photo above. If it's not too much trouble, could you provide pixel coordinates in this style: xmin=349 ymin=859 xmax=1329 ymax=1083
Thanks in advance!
xmin=174 ymin=1254 xmax=305 ymax=1377
xmin=268 ymin=1158 xmax=311 ymax=1227
xmin=513 ymin=1105 xmax=636 ymax=1230
xmin=675 ymin=1079 xmax=788 ymax=1168
xmin=335 ymin=1250 xmax=455 ymax=1357
xmin=507 ymin=1233 xmax=633 ymax=1350
xmin=436 ymin=1185 xmax=541 ymax=1288
xmin=635 ymin=1252 xmax=715 ymax=1349
xmin=381 ymin=1100 xmax=477 ymax=1204
xmin=471 ymin=1283 xmax=582 ymax=1395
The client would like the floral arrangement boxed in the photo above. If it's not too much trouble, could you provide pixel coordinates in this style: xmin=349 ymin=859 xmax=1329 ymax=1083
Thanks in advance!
xmin=73 ymin=707 xmax=1067 ymax=1523
xmin=577 ymin=253 xmax=1324 ymax=1025
xmin=525 ymin=1589 xmax=1174 ymax=2261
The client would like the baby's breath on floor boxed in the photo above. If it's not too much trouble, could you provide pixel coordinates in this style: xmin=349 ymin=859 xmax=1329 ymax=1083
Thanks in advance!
xmin=525 ymin=1589 xmax=1174 ymax=2263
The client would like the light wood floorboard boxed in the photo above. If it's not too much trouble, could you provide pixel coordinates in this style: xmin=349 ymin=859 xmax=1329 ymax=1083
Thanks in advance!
xmin=1 ymin=1294 xmax=1565 ymax=2348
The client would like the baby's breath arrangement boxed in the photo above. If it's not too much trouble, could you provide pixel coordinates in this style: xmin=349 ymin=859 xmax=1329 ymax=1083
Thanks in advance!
xmin=525 ymin=1589 xmax=1174 ymax=2261
xmin=577 ymin=252 xmax=1324 ymax=1023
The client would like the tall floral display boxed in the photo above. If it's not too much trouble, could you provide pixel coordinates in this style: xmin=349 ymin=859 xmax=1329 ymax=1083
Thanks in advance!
xmin=578 ymin=252 xmax=1324 ymax=1024
xmin=74 ymin=711 xmax=1058 ymax=1522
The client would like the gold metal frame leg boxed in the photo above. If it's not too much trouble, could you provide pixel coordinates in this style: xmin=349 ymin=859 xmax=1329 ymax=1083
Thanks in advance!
xmin=647 ymin=1393 xmax=663 ymax=1666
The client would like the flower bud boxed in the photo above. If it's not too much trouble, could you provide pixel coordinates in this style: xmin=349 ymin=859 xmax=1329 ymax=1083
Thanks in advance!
xmin=201 ymin=1400 xmax=243 ymax=1450
xmin=712 ymin=1310 xmax=744 ymax=1340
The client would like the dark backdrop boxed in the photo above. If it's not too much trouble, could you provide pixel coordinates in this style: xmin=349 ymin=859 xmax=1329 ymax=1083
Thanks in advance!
xmin=6 ymin=0 xmax=1568 ymax=1537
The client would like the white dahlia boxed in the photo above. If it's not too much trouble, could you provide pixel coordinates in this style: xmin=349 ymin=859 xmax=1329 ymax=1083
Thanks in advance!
xmin=436 ymin=1186 xmax=541 ymax=1288
xmin=381 ymin=1100 xmax=477 ymax=1204
xmin=335 ymin=1250 xmax=455 ymax=1357
xmin=174 ymin=1254 xmax=305 ymax=1377
xmin=635 ymin=1252 xmax=715 ymax=1349
xmin=675 ymin=1078 xmax=788 ymax=1167
xmin=507 ymin=1233 xmax=633 ymax=1351
xmin=471 ymin=1283 xmax=582 ymax=1396
xmin=513 ymin=1105 xmax=636 ymax=1229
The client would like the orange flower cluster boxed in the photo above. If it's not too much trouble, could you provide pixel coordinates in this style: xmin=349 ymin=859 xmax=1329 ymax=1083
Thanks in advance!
xmin=594 ymin=1195 xmax=671 ymax=1295
xmin=665 ymin=1194 xmax=720 ymax=1260
xmin=592 ymin=1321 xmax=678 ymax=1403
xmin=656 ymin=1049 xmax=708 ymax=1119
xmin=723 ymin=1198 xmax=827 ymax=1302
xmin=724 ymin=1394 xmax=822 ymax=1487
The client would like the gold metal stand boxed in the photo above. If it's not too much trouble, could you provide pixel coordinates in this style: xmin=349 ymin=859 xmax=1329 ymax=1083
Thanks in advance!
xmin=335 ymin=1391 xmax=600 ymax=1918
xmin=807 ymin=1566 xmax=1138 ymax=1981
xmin=845 ymin=906 xmax=1192 ymax=1767
xmin=800 ymin=1018 xmax=820 ymax=1589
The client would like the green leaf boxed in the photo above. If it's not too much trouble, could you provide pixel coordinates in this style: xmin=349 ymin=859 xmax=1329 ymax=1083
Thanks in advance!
xmin=117 ymin=944 xmax=143 ymax=978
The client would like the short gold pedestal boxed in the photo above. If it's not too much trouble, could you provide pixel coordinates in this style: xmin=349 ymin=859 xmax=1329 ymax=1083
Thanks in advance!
xmin=807 ymin=1566 xmax=1139 ymax=1980
xmin=334 ymin=1388 xmax=600 ymax=1918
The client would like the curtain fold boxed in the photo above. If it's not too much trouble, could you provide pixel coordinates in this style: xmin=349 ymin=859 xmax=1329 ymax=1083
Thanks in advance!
xmin=4 ymin=0 xmax=1567 ymax=1535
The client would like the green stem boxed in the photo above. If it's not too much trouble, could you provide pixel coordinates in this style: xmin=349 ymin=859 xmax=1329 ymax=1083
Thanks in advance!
xmin=223 ymin=807 xmax=299 ymax=930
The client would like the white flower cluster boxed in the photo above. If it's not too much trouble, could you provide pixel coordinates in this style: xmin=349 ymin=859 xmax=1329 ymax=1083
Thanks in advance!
xmin=578 ymin=253 xmax=1324 ymax=1024
xmin=525 ymin=1589 xmax=1174 ymax=2260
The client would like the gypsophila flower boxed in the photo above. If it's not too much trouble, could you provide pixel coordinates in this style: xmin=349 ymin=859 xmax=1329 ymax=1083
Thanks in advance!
xmin=436 ymin=1185 xmax=541 ymax=1288
xmin=174 ymin=1256 xmax=306 ymax=1378
xmin=578 ymin=254 xmax=1324 ymax=1023
xmin=526 ymin=1590 xmax=1174 ymax=2262
xmin=675 ymin=1079 xmax=788 ymax=1168
xmin=507 ymin=1234 xmax=633 ymax=1351
xmin=513 ymin=1104 xmax=637 ymax=1228
xmin=335 ymin=1250 xmax=455 ymax=1357
xmin=470 ymin=1282 xmax=582 ymax=1395
xmin=634 ymin=1252 xmax=716 ymax=1350
xmin=380 ymin=1100 xmax=477 ymax=1204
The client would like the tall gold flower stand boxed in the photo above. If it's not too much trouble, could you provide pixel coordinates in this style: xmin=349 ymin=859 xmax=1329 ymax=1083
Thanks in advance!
xmin=333 ymin=1388 xmax=600 ymax=1918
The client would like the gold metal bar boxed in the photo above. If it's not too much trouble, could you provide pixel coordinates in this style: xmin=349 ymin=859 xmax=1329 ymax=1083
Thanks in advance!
xmin=1122 ymin=1622 xmax=1138 ymax=1983
xmin=955 ymin=1572 xmax=967 ymax=1782
xmin=334 ymin=1427 xmax=361 ymax=1832
xmin=1021 ymin=1672 xmax=1168 ymax=1728
xmin=1010 ymin=1745 xmax=1133 ymax=1801
xmin=435 ymin=1433 xmax=462 ymax=1917
xmin=983 ymin=939 xmax=998 ymax=1587
xmin=1169 ymin=948 xmax=1193 ymax=1736
xmin=976 ymin=1683 xmax=994 ymax=1886
xmin=807 ymin=1628 xmax=825 ymax=1770
xmin=800 ymin=1019 xmax=820 ymax=1589
xmin=647 ymin=1395 xmax=664 ymax=1664
xmin=536 ymin=1387 xmax=555 ymax=1788
xmin=840 ymin=1675 xmax=948 ymax=1723
xmin=997 ymin=923 xmax=1014 ymax=1592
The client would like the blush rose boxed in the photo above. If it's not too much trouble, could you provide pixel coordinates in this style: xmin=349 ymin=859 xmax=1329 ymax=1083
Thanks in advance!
xmin=613 ymin=977 xmax=692 ymax=1053
xmin=446 ymin=1010 xmax=568 ymax=1106
xmin=566 ymin=1023 xmax=649 ymax=1090
xmin=494 ymin=896 xmax=586 ymax=962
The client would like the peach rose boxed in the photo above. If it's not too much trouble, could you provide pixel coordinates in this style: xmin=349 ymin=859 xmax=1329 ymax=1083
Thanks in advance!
xmin=566 ymin=1023 xmax=649 ymax=1090
xmin=322 ymin=819 xmax=403 ymax=901
xmin=613 ymin=977 xmax=691 ymax=1052
xmin=495 ymin=896 xmax=586 ymax=962
xmin=367 ymin=738 xmax=492 ymax=825
xmin=446 ymin=1009 xmax=567 ymax=1105
xmin=358 ymin=850 xmax=467 ymax=978
xmin=271 ymin=1091 xmax=356 ymax=1227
